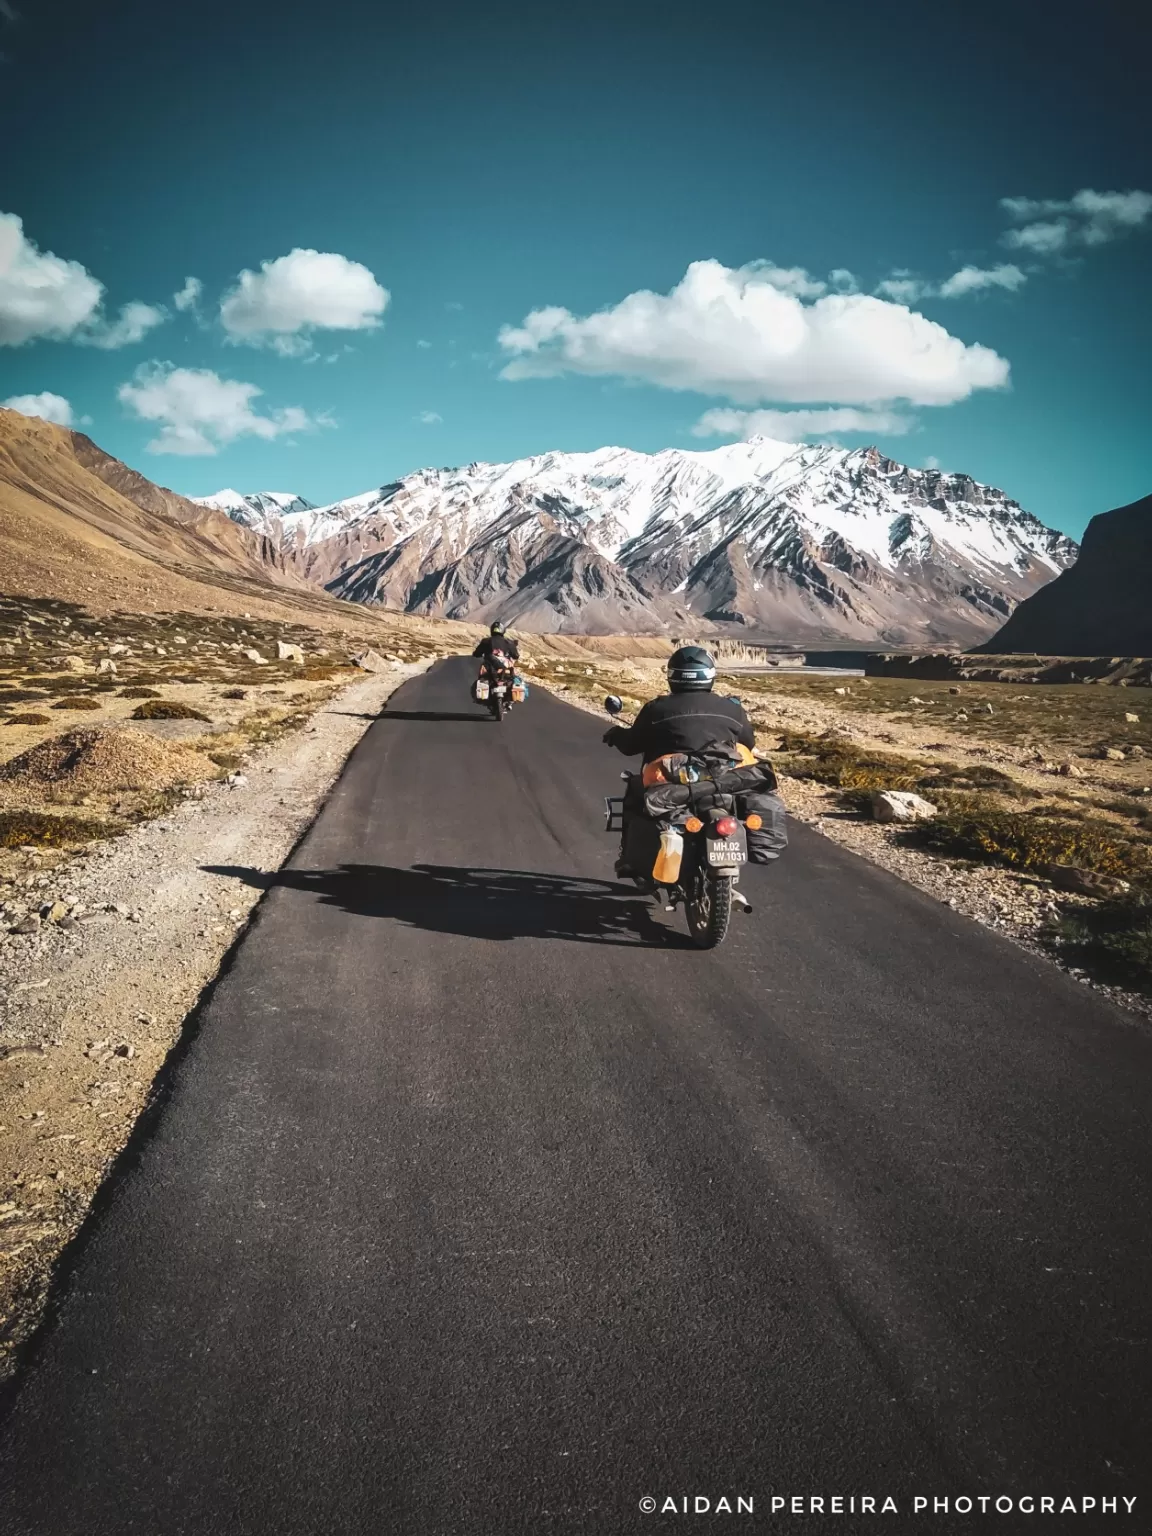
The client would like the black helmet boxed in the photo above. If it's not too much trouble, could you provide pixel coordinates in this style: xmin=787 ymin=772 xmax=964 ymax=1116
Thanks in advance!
xmin=490 ymin=622 xmax=505 ymax=636
xmin=667 ymin=645 xmax=716 ymax=693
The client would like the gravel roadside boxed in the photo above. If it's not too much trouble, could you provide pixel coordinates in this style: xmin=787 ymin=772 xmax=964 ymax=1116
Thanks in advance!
xmin=0 ymin=661 xmax=428 ymax=1375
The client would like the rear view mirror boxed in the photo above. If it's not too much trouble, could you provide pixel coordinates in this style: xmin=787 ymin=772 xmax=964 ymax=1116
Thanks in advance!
xmin=604 ymin=695 xmax=623 ymax=715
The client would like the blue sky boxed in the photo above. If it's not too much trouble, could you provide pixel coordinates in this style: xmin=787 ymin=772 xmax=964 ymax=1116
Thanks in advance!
xmin=0 ymin=0 xmax=1149 ymax=538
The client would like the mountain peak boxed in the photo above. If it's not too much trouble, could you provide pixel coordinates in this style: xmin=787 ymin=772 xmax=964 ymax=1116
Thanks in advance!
xmin=209 ymin=442 xmax=1077 ymax=643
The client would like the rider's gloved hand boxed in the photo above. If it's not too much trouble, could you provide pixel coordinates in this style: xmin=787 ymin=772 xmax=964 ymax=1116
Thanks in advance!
xmin=603 ymin=726 xmax=624 ymax=746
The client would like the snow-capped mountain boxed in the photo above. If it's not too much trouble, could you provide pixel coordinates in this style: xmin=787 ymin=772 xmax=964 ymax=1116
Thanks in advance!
xmin=192 ymin=489 xmax=315 ymax=529
xmin=197 ymin=441 xmax=1078 ymax=642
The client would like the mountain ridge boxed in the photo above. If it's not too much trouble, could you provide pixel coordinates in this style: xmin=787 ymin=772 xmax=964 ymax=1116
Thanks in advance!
xmin=196 ymin=440 xmax=1077 ymax=643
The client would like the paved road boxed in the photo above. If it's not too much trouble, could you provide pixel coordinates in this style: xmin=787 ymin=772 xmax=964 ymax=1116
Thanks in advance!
xmin=2 ymin=658 xmax=1150 ymax=1533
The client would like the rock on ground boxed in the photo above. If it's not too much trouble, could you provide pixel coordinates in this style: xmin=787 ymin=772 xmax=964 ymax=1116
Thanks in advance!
xmin=870 ymin=790 xmax=939 ymax=824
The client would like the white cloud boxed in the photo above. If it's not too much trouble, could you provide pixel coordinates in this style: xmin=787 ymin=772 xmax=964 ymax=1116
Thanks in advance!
xmin=876 ymin=264 xmax=1025 ymax=302
xmin=0 ymin=211 xmax=102 ymax=345
xmin=1003 ymin=220 xmax=1072 ymax=255
xmin=499 ymin=259 xmax=1008 ymax=408
xmin=0 ymin=213 xmax=168 ymax=349
xmin=875 ymin=275 xmax=932 ymax=303
xmin=78 ymin=300 xmax=167 ymax=350
xmin=692 ymin=405 xmax=914 ymax=443
xmin=117 ymin=363 xmax=321 ymax=456
xmin=417 ymin=410 xmax=442 ymax=425
xmin=416 ymin=338 xmax=432 ymax=349
xmin=1001 ymin=188 xmax=1152 ymax=253
xmin=2 ymin=390 xmax=75 ymax=426
xmin=220 ymin=249 xmax=389 ymax=354
xmin=938 ymin=263 xmax=1026 ymax=298
xmin=173 ymin=276 xmax=202 ymax=312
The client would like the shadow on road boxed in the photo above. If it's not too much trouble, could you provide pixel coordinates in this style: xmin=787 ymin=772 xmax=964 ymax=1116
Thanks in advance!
xmin=204 ymin=863 xmax=688 ymax=947
xmin=378 ymin=710 xmax=494 ymax=723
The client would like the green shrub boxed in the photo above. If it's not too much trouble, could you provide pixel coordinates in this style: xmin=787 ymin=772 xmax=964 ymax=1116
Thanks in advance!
xmin=1047 ymin=896 xmax=1152 ymax=993
xmin=0 ymin=809 xmax=122 ymax=848
xmin=130 ymin=700 xmax=210 ymax=721
xmin=919 ymin=798 xmax=1152 ymax=885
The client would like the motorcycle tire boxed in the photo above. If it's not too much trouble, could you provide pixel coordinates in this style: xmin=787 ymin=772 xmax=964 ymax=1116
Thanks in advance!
xmin=490 ymin=694 xmax=504 ymax=721
xmin=685 ymin=863 xmax=732 ymax=949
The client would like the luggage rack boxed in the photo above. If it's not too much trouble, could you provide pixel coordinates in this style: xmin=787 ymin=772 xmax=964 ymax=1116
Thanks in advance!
xmin=603 ymin=796 xmax=625 ymax=834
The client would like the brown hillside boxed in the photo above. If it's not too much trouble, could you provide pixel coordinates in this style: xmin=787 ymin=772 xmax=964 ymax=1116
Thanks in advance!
xmin=0 ymin=411 xmax=631 ymax=659
xmin=0 ymin=407 xmax=471 ymax=647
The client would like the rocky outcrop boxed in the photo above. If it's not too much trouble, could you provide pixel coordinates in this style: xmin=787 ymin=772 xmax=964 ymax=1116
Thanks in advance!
xmin=978 ymin=493 xmax=1152 ymax=656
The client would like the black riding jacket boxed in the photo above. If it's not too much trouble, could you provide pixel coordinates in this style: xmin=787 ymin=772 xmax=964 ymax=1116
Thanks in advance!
xmin=473 ymin=636 xmax=519 ymax=665
xmin=606 ymin=690 xmax=755 ymax=763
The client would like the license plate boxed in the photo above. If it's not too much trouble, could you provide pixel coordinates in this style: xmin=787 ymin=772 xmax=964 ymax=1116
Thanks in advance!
xmin=706 ymin=832 xmax=747 ymax=865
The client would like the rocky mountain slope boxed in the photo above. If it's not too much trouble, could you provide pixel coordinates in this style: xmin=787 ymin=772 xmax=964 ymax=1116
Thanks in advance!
xmin=0 ymin=410 xmax=456 ymax=647
xmin=978 ymin=492 xmax=1152 ymax=656
xmin=198 ymin=441 xmax=1077 ymax=643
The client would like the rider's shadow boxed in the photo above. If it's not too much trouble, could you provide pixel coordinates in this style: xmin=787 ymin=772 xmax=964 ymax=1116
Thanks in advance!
xmin=204 ymin=863 xmax=692 ymax=948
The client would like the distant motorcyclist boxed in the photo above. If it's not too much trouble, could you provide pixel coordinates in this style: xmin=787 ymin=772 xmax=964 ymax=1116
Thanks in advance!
xmin=604 ymin=645 xmax=786 ymax=875
xmin=472 ymin=622 xmax=520 ymax=667
xmin=472 ymin=622 xmax=520 ymax=712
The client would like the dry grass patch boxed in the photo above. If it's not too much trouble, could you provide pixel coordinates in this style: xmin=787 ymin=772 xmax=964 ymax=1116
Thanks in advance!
xmin=0 ymin=808 xmax=123 ymax=848
xmin=129 ymin=700 xmax=210 ymax=721
xmin=916 ymin=797 xmax=1152 ymax=886
xmin=51 ymin=696 xmax=103 ymax=711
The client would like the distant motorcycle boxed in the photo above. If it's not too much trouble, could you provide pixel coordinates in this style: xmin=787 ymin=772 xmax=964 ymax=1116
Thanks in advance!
xmin=602 ymin=695 xmax=757 ymax=949
xmin=472 ymin=660 xmax=526 ymax=722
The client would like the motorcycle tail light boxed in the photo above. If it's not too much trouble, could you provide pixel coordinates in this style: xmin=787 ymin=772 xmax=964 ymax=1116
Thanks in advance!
xmin=745 ymin=813 xmax=763 ymax=830
xmin=714 ymin=815 xmax=738 ymax=837
xmin=684 ymin=816 xmax=703 ymax=833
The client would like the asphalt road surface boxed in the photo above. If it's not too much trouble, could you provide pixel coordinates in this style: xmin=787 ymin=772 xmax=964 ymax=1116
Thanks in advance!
xmin=2 ymin=657 xmax=1150 ymax=1534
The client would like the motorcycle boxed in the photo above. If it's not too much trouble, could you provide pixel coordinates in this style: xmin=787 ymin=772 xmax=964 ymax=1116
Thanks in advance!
xmin=472 ymin=660 xmax=526 ymax=722
xmin=602 ymin=695 xmax=757 ymax=949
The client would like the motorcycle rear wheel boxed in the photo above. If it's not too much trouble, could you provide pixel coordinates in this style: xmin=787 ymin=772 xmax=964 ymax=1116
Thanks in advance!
xmin=490 ymin=694 xmax=504 ymax=721
xmin=685 ymin=864 xmax=732 ymax=948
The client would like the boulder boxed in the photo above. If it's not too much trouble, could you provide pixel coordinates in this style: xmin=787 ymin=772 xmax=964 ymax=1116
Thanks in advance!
xmin=242 ymin=648 xmax=267 ymax=665
xmin=98 ymin=659 xmax=118 ymax=674
xmin=63 ymin=655 xmax=87 ymax=673
xmin=351 ymin=649 xmax=390 ymax=673
xmin=276 ymin=641 xmax=305 ymax=663
xmin=1103 ymin=747 xmax=1126 ymax=762
xmin=870 ymin=790 xmax=938 ymax=824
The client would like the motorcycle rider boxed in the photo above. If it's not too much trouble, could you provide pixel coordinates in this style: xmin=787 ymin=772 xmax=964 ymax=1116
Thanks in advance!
xmin=472 ymin=621 xmax=520 ymax=667
xmin=472 ymin=622 xmax=520 ymax=707
xmin=603 ymin=645 xmax=786 ymax=876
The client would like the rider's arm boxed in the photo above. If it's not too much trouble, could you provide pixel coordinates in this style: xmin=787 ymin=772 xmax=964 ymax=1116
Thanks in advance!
xmin=472 ymin=640 xmax=489 ymax=658
xmin=605 ymin=702 xmax=653 ymax=755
